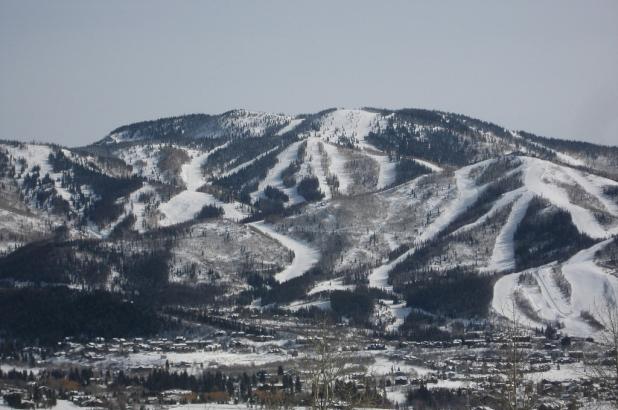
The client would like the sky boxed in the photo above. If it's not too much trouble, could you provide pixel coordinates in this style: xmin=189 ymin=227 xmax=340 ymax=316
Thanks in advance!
xmin=1 ymin=0 xmax=617 ymax=147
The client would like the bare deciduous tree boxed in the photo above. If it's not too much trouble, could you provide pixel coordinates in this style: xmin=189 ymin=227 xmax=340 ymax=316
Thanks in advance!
xmin=498 ymin=299 xmax=538 ymax=410
xmin=584 ymin=296 xmax=618 ymax=407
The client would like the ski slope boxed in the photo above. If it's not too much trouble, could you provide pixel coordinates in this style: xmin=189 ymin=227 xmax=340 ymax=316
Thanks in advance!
xmin=368 ymin=162 xmax=487 ymax=288
xmin=317 ymin=109 xmax=380 ymax=149
xmin=249 ymin=221 xmax=320 ymax=283
xmin=308 ymin=278 xmax=355 ymax=295
xmin=492 ymin=239 xmax=618 ymax=337
xmin=180 ymin=142 xmax=229 ymax=191
xmin=250 ymin=140 xmax=305 ymax=205
xmin=486 ymin=192 xmax=533 ymax=272
xmin=158 ymin=143 xmax=249 ymax=226
xmin=276 ymin=118 xmax=304 ymax=135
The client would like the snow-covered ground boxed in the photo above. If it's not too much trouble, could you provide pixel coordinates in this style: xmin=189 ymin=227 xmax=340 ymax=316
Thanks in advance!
xmin=301 ymin=137 xmax=333 ymax=200
xmin=3 ymin=143 xmax=81 ymax=209
xmin=276 ymin=118 xmax=304 ymax=136
xmin=364 ymin=151 xmax=398 ymax=190
xmin=307 ymin=278 xmax=355 ymax=295
xmin=250 ymin=140 xmax=305 ymax=205
xmin=522 ymin=157 xmax=611 ymax=239
xmin=320 ymin=142 xmax=353 ymax=195
xmin=373 ymin=300 xmax=413 ymax=333
xmin=316 ymin=109 xmax=380 ymax=150
xmin=249 ymin=221 xmax=320 ymax=283
xmin=486 ymin=192 xmax=533 ymax=272
xmin=283 ymin=299 xmax=331 ymax=312
xmin=157 ymin=144 xmax=249 ymax=226
xmin=180 ymin=142 xmax=229 ymax=191
xmin=368 ymin=163 xmax=483 ymax=288
xmin=50 ymin=349 xmax=294 ymax=372
xmin=412 ymin=157 xmax=443 ymax=173
xmin=217 ymin=147 xmax=279 ymax=179
xmin=492 ymin=239 xmax=618 ymax=337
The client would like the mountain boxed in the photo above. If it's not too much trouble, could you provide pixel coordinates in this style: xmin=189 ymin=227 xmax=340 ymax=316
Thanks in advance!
xmin=1 ymin=107 xmax=617 ymax=340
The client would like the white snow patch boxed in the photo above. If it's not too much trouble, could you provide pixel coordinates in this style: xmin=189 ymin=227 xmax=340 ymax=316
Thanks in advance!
xmin=493 ymin=239 xmax=618 ymax=337
xmin=369 ymin=162 xmax=486 ymax=288
xmin=321 ymin=142 xmax=353 ymax=195
xmin=486 ymin=192 xmax=533 ymax=272
xmin=317 ymin=109 xmax=380 ymax=149
xmin=276 ymin=118 xmax=304 ymax=135
xmin=249 ymin=221 xmax=320 ymax=283
xmin=308 ymin=278 xmax=355 ymax=295
xmin=250 ymin=141 xmax=305 ymax=205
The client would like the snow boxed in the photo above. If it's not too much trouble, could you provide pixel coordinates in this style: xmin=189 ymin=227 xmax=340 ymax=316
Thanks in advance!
xmin=307 ymin=278 xmax=355 ymax=295
xmin=215 ymin=109 xmax=292 ymax=138
xmin=555 ymin=151 xmax=586 ymax=167
xmin=249 ymin=221 xmax=320 ymax=283
xmin=116 ymin=144 xmax=161 ymax=180
xmin=180 ymin=142 xmax=229 ymax=191
xmin=525 ymin=362 xmax=587 ymax=382
xmin=276 ymin=118 xmax=304 ymax=135
xmin=99 ymin=183 xmax=157 ymax=235
xmin=461 ymin=156 xmax=618 ymax=272
xmin=51 ymin=349 xmax=292 ymax=372
xmin=364 ymin=152 xmax=398 ymax=190
xmin=559 ymin=239 xmax=618 ymax=334
xmin=302 ymin=137 xmax=332 ymax=200
xmin=522 ymin=157 xmax=609 ymax=239
xmin=0 ymin=400 xmax=93 ymax=410
xmin=311 ymin=109 xmax=402 ymax=192
xmin=486 ymin=192 xmax=533 ymax=272
xmin=369 ymin=163 xmax=485 ymax=288
xmin=157 ymin=142 xmax=248 ymax=226
xmin=411 ymin=157 xmax=443 ymax=173
xmin=561 ymin=166 xmax=618 ymax=218
xmin=317 ymin=109 xmax=380 ymax=149
xmin=382 ymin=155 xmax=618 ymax=278
xmin=366 ymin=356 xmax=424 ymax=376
xmin=321 ymin=142 xmax=353 ymax=194
xmin=4 ymin=143 xmax=75 ymax=206
xmin=217 ymin=147 xmax=279 ymax=178
xmin=283 ymin=299 xmax=331 ymax=312
xmin=510 ymin=130 xmax=585 ymax=168
xmin=250 ymin=141 xmax=305 ymax=205
xmin=384 ymin=302 xmax=412 ymax=333
xmin=492 ymin=239 xmax=618 ymax=337
xmin=159 ymin=191 xmax=214 ymax=226
xmin=159 ymin=191 xmax=248 ymax=225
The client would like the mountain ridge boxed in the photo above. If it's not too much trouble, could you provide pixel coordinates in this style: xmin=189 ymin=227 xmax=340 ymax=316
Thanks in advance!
xmin=1 ymin=107 xmax=617 ymax=340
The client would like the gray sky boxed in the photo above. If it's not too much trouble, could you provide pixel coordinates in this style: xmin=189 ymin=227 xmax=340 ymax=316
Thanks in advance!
xmin=1 ymin=0 xmax=617 ymax=147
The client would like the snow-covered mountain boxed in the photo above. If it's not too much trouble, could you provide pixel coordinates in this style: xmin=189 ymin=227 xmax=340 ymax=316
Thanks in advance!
xmin=1 ymin=107 xmax=617 ymax=338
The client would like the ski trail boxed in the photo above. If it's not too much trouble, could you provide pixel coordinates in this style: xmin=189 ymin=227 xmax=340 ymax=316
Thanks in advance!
xmin=368 ymin=163 xmax=487 ymax=288
xmin=249 ymin=221 xmax=320 ymax=283
xmin=250 ymin=141 xmax=305 ymax=205
xmin=493 ymin=239 xmax=618 ymax=337
xmin=486 ymin=192 xmax=533 ymax=272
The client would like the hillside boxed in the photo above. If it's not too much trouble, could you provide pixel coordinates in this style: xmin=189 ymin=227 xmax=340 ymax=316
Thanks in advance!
xmin=1 ymin=107 xmax=617 ymax=340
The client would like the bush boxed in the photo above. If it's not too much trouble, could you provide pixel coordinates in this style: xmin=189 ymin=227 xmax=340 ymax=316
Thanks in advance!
xmin=196 ymin=204 xmax=224 ymax=219
xmin=330 ymin=288 xmax=374 ymax=323
xmin=297 ymin=177 xmax=324 ymax=201
xmin=264 ymin=185 xmax=289 ymax=203
xmin=0 ymin=288 xmax=160 ymax=344
xmin=514 ymin=196 xmax=595 ymax=269
xmin=254 ymin=197 xmax=285 ymax=217
xmin=402 ymin=270 xmax=494 ymax=318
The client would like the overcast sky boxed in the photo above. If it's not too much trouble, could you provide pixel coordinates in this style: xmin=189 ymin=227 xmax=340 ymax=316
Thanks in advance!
xmin=1 ymin=0 xmax=617 ymax=147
